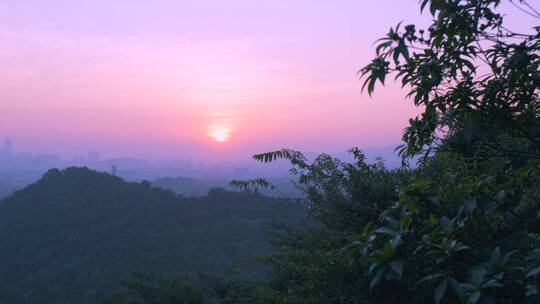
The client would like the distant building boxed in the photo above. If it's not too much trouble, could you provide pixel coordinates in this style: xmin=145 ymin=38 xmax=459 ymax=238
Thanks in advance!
xmin=88 ymin=151 xmax=100 ymax=163
xmin=111 ymin=165 xmax=117 ymax=176
xmin=34 ymin=154 xmax=61 ymax=169
xmin=3 ymin=138 xmax=12 ymax=155
xmin=72 ymin=155 xmax=87 ymax=165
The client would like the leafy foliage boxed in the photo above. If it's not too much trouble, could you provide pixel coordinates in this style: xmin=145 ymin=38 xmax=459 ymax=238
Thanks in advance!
xmin=360 ymin=0 xmax=540 ymax=160
xmin=0 ymin=167 xmax=305 ymax=304
xmin=8 ymin=1 xmax=540 ymax=303
xmin=102 ymin=272 xmax=280 ymax=304
xmin=221 ymin=1 xmax=540 ymax=303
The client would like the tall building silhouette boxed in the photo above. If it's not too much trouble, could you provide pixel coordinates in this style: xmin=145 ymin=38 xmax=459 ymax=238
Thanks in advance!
xmin=88 ymin=151 xmax=100 ymax=163
xmin=3 ymin=138 xmax=12 ymax=155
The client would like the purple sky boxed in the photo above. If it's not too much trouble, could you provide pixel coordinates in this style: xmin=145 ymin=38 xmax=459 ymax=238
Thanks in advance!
xmin=0 ymin=0 xmax=535 ymax=161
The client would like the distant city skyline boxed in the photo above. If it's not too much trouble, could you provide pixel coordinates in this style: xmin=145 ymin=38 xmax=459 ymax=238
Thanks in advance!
xmin=0 ymin=1 xmax=535 ymax=161
xmin=0 ymin=136 xmax=400 ymax=165
xmin=0 ymin=134 xmax=403 ymax=202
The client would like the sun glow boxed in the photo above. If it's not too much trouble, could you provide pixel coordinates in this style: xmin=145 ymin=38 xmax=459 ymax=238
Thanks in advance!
xmin=210 ymin=126 xmax=231 ymax=142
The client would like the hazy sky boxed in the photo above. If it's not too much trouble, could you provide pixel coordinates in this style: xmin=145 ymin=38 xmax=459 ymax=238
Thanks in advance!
xmin=0 ymin=0 xmax=535 ymax=161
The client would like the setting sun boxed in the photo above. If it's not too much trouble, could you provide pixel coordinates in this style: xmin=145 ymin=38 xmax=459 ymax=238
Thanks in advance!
xmin=210 ymin=126 xmax=231 ymax=143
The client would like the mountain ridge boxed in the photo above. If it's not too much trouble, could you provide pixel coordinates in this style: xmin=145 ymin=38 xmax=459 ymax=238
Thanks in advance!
xmin=0 ymin=167 xmax=305 ymax=304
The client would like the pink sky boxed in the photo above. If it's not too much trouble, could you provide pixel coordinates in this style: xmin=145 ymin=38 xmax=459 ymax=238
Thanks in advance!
xmin=0 ymin=0 xmax=534 ymax=161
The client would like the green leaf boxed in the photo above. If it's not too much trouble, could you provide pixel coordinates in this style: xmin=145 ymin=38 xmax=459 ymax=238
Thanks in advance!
xmin=527 ymin=267 xmax=540 ymax=278
xmin=368 ymin=262 xmax=380 ymax=275
xmin=440 ymin=216 xmax=455 ymax=230
xmin=390 ymin=261 xmax=404 ymax=279
xmin=435 ymin=279 xmax=447 ymax=304
xmin=468 ymin=291 xmax=481 ymax=304
xmin=375 ymin=227 xmax=397 ymax=235
xmin=418 ymin=273 xmax=445 ymax=284
xmin=370 ymin=269 xmax=384 ymax=292
xmin=448 ymin=277 xmax=465 ymax=302
xmin=471 ymin=269 xmax=486 ymax=286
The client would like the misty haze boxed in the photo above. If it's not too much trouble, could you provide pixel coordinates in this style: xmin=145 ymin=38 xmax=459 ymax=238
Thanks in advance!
xmin=0 ymin=0 xmax=539 ymax=303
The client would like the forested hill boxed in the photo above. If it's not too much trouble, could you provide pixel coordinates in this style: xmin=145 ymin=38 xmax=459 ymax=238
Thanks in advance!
xmin=0 ymin=167 xmax=306 ymax=304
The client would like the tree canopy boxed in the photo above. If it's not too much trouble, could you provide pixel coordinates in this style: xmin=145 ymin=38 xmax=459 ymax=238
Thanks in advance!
xmin=217 ymin=1 xmax=540 ymax=303
xmin=0 ymin=167 xmax=305 ymax=304
xmin=11 ymin=1 xmax=540 ymax=303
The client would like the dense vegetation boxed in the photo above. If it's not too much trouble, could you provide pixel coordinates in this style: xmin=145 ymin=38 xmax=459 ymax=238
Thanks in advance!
xmin=0 ymin=167 xmax=306 ymax=304
xmin=0 ymin=0 xmax=537 ymax=303
xmin=0 ymin=182 xmax=18 ymax=200
xmin=152 ymin=176 xmax=299 ymax=198
xmin=152 ymin=177 xmax=230 ymax=197
xmin=103 ymin=0 xmax=540 ymax=303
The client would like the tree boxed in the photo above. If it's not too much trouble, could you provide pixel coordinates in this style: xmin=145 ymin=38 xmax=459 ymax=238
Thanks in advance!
xmin=102 ymin=1 xmax=540 ymax=303
xmin=244 ymin=1 xmax=540 ymax=303
xmin=360 ymin=0 xmax=540 ymax=161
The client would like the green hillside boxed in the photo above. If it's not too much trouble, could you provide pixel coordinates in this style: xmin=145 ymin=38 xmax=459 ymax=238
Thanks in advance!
xmin=0 ymin=167 xmax=305 ymax=304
